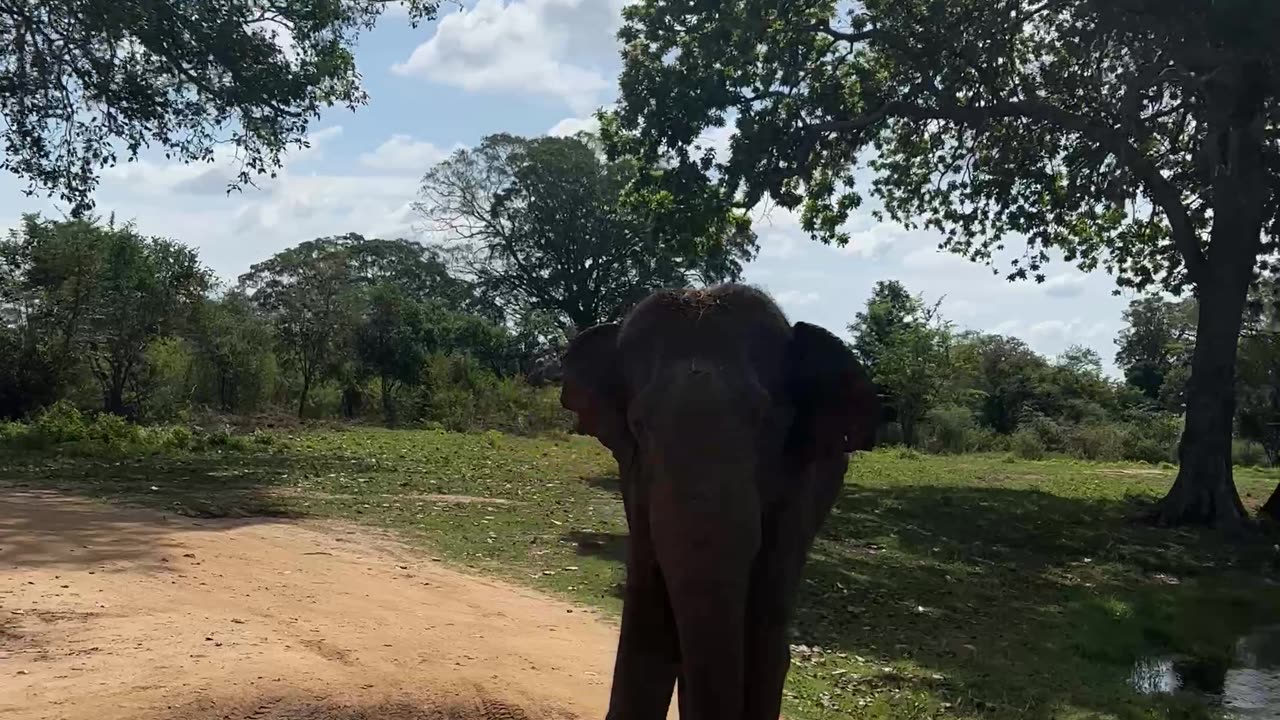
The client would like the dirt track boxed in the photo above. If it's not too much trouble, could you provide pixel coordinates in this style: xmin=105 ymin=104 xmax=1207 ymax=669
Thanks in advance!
xmin=0 ymin=489 xmax=633 ymax=720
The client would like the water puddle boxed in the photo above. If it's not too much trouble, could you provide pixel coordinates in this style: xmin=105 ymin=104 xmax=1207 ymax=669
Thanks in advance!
xmin=1129 ymin=625 xmax=1280 ymax=718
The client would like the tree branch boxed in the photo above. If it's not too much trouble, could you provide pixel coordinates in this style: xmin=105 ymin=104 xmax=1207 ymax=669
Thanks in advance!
xmin=810 ymin=96 xmax=1207 ymax=282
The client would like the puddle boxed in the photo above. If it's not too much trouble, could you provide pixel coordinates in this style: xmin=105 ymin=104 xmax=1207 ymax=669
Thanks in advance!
xmin=1129 ymin=625 xmax=1280 ymax=718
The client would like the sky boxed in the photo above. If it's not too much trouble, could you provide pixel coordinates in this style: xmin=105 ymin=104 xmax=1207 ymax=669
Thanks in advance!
xmin=2 ymin=0 xmax=1138 ymax=375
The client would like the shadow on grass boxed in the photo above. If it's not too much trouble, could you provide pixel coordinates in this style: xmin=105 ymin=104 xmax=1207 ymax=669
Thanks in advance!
xmin=582 ymin=475 xmax=622 ymax=496
xmin=0 ymin=451 xmax=327 ymax=570
xmin=788 ymin=483 xmax=1280 ymax=718
xmin=561 ymin=529 xmax=627 ymax=564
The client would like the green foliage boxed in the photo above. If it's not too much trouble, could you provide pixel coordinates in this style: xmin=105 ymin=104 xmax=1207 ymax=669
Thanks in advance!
xmin=1 ymin=403 xmax=277 ymax=454
xmin=191 ymin=291 xmax=278 ymax=414
xmin=414 ymin=132 xmax=758 ymax=331
xmin=1011 ymin=429 xmax=1048 ymax=461
xmin=1115 ymin=297 xmax=1197 ymax=405
xmin=607 ymin=0 xmax=1278 ymax=294
xmin=0 ymin=0 xmax=441 ymax=213
xmin=1065 ymin=424 xmax=1126 ymax=463
xmin=919 ymin=404 xmax=994 ymax=455
xmin=410 ymin=353 xmax=571 ymax=435
xmin=0 ymin=214 xmax=212 ymax=417
xmin=850 ymin=281 xmax=952 ymax=447
xmin=1232 ymin=439 xmax=1268 ymax=469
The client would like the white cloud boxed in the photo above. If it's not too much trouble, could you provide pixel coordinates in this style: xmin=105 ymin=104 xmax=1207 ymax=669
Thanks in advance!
xmin=101 ymin=125 xmax=344 ymax=197
xmin=775 ymin=290 xmax=821 ymax=307
xmin=1041 ymin=273 xmax=1089 ymax=298
xmin=360 ymin=134 xmax=456 ymax=173
xmin=391 ymin=0 xmax=621 ymax=113
xmin=840 ymin=227 xmax=897 ymax=260
xmin=547 ymin=116 xmax=600 ymax=137
xmin=1027 ymin=319 xmax=1110 ymax=341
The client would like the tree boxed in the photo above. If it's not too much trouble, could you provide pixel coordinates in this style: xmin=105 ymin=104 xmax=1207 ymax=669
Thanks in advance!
xmin=848 ymin=280 xmax=919 ymax=368
xmin=192 ymin=290 xmax=275 ymax=413
xmin=606 ymin=0 xmax=1280 ymax=527
xmin=414 ymin=132 xmax=758 ymax=331
xmin=0 ymin=0 xmax=439 ymax=213
xmin=239 ymin=233 xmax=491 ymax=418
xmin=952 ymin=333 xmax=1051 ymax=434
xmin=0 ymin=214 xmax=210 ymax=416
xmin=239 ymin=237 xmax=360 ymax=418
xmin=355 ymin=284 xmax=429 ymax=422
xmin=850 ymin=284 xmax=952 ymax=447
xmin=86 ymin=230 xmax=210 ymax=417
xmin=1115 ymin=297 xmax=1196 ymax=405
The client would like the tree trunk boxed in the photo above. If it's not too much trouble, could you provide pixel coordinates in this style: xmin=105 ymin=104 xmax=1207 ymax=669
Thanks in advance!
xmin=1149 ymin=263 xmax=1255 ymax=529
xmin=297 ymin=373 xmax=311 ymax=420
xmin=381 ymin=375 xmax=395 ymax=424
xmin=1262 ymin=485 xmax=1280 ymax=521
xmin=900 ymin=408 xmax=917 ymax=448
xmin=107 ymin=375 xmax=127 ymax=417
xmin=1148 ymin=79 xmax=1269 ymax=528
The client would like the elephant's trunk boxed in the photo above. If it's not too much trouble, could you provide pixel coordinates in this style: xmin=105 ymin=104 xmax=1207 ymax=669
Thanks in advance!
xmin=642 ymin=365 xmax=764 ymax=719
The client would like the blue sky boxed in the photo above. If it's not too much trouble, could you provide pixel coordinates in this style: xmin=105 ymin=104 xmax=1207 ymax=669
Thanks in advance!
xmin=0 ymin=0 xmax=1137 ymax=374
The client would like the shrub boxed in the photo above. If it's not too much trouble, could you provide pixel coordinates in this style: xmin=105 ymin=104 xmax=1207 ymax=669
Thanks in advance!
xmin=1066 ymin=423 xmax=1126 ymax=462
xmin=919 ymin=405 xmax=1000 ymax=454
xmin=33 ymin=400 xmax=89 ymax=443
xmin=84 ymin=413 xmax=142 ymax=450
xmin=1019 ymin=411 xmax=1067 ymax=453
xmin=410 ymin=353 xmax=572 ymax=435
xmin=1012 ymin=430 xmax=1047 ymax=460
xmin=1120 ymin=413 xmax=1181 ymax=464
xmin=1233 ymin=439 xmax=1268 ymax=468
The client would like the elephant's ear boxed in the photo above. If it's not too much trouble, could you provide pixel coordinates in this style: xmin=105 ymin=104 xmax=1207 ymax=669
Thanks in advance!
xmin=560 ymin=323 xmax=629 ymax=453
xmin=786 ymin=321 xmax=880 ymax=457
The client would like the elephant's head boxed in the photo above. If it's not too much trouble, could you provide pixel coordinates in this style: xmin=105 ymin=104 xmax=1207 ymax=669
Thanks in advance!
xmin=560 ymin=286 xmax=878 ymax=473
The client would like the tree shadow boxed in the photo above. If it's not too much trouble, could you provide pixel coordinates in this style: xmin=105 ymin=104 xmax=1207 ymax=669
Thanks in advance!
xmin=560 ymin=529 xmax=627 ymax=565
xmin=789 ymin=482 xmax=1280 ymax=718
xmin=582 ymin=475 xmax=621 ymax=497
xmin=157 ymin=691 xmax=579 ymax=720
xmin=0 ymin=452 xmax=314 ymax=570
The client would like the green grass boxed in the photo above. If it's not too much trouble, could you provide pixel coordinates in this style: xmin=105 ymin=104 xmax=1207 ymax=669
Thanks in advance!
xmin=3 ymin=429 xmax=1278 ymax=720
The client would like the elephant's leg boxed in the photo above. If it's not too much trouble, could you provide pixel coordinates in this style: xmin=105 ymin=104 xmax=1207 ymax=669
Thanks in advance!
xmin=605 ymin=494 xmax=681 ymax=720
xmin=650 ymin=481 xmax=760 ymax=720
xmin=744 ymin=458 xmax=846 ymax=720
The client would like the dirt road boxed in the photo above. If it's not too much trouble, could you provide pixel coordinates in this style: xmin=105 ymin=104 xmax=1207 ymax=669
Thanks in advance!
xmin=0 ymin=489 xmax=629 ymax=720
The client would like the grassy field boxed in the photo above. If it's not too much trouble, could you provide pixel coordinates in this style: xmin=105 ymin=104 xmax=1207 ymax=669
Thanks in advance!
xmin=3 ymin=428 xmax=1279 ymax=720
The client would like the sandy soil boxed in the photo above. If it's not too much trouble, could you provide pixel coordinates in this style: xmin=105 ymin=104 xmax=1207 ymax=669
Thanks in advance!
xmin=0 ymin=489 xmax=631 ymax=720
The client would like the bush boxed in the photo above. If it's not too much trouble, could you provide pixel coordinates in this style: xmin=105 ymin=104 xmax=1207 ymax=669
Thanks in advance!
xmin=1011 ymin=430 xmax=1047 ymax=460
xmin=1119 ymin=413 xmax=1181 ymax=464
xmin=410 ymin=353 xmax=572 ymax=435
xmin=84 ymin=412 xmax=143 ymax=450
xmin=33 ymin=400 xmax=89 ymax=443
xmin=1233 ymin=439 xmax=1268 ymax=468
xmin=1019 ymin=411 xmax=1067 ymax=453
xmin=921 ymin=405 xmax=998 ymax=454
xmin=1066 ymin=423 xmax=1125 ymax=462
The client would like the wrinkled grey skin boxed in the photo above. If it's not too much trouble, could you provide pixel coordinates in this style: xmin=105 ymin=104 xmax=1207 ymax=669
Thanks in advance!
xmin=560 ymin=284 xmax=878 ymax=720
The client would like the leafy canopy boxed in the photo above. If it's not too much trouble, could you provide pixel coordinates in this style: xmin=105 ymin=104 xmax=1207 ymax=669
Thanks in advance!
xmin=414 ymin=132 xmax=758 ymax=331
xmin=0 ymin=0 xmax=439 ymax=212
xmin=604 ymin=0 xmax=1280 ymax=294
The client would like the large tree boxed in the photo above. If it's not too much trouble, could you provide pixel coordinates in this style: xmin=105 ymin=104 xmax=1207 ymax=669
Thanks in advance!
xmin=605 ymin=0 xmax=1280 ymax=527
xmin=0 ymin=0 xmax=439 ymax=213
xmin=414 ymin=132 xmax=758 ymax=331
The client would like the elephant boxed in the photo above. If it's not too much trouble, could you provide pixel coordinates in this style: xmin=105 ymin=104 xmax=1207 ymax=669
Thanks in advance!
xmin=559 ymin=283 xmax=879 ymax=720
